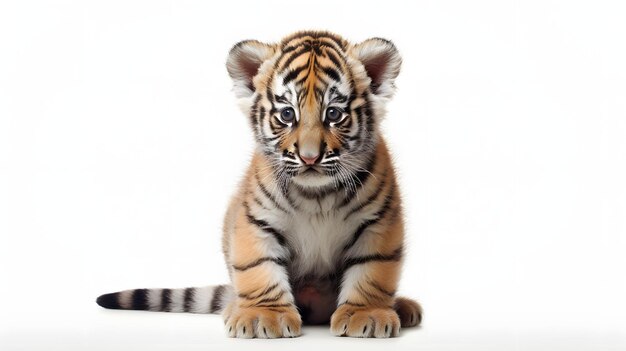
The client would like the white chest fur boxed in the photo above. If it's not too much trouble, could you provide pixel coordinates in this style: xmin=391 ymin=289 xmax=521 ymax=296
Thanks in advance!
xmin=279 ymin=193 xmax=361 ymax=278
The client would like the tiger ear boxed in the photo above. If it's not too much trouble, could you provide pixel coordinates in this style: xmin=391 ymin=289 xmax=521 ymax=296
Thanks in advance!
xmin=226 ymin=40 xmax=276 ymax=98
xmin=352 ymin=38 xmax=402 ymax=99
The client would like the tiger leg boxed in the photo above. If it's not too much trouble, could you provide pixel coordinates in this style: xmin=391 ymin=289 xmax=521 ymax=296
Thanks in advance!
xmin=331 ymin=209 xmax=408 ymax=337
xmin=330 ymin=256 xmax=403 ymax=338
xmin=222 ymin=206 xmax=301 ymax=338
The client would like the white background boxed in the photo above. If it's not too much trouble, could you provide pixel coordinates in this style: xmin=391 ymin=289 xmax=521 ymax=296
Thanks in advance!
xmin=1 ymin=0 xmax=625 ymax=350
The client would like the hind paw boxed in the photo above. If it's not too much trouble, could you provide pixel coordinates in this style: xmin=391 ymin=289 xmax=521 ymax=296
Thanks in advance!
xmin=394 ymin=297 xmax=422 ymax=327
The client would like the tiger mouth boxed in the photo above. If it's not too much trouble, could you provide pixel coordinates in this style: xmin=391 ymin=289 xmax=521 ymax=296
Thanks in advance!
xmin=301 ymin=167 xmax=320 ymax=175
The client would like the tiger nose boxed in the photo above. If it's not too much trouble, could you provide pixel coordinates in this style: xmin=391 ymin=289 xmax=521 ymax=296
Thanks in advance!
xmin=299 ymin=151 xmax=320 ymax=165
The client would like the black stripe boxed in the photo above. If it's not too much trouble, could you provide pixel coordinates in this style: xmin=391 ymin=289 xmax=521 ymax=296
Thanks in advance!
xmin=294 ymin=67 xmax=316 ymax=86
xmin=343 ymin=247 xmax=403 ymax=270
xmin=267 ymin=307 xmax=288 ymax=313
xmin=283 ymin=65 xmax=307 ymax=85
xmin=355 ymin=150 xmax=377 ymax=185
xmin=338 ymin=151 xmax=378 ymax=208
xmin=336 ymin=119 xmax=352 ymax=134
xmin=343 ymin=218 xmax=376 ymax=251
xmin=282 ymin=149 xmax=297 ymax=160
xmin=324 ymin=48 xmax=344 ymax=69
xmin=280 ymin=44 xmax=298 ymax=55
xmin=343 ymin=187 xmax=395 ymax=252
xmin=296 ymin=87 xmax=308 ymax=102
xmin=269 ymin=115 xmax=287 ymax=134
xmin=255 ymin=291 xmax=285 ymax=305
xmin=238 ymin=283 xmax=279 ymax=300
xmin=263 ymin=135 xmax=281 ymax=143
xmin=266 ymin=86 xmax=275 ymax=104
xmin=245 ymin=205 xmax=287 ymax=246
xmin=281 ymin=184 xmax=297 ymax=209
xmin=210 ymin=285 xmax=226 ymax=313
xmin=321 ymin=66 xmax=341 ymax=82
xmin=254 ymin=303 xmax=293 ymax=308
xmin=312 ymin=42 xmax=323 ymax=55
xmin=369 ymin=280 xmax=395 ymax=297
xmin=292 ymin=183 xmax=336 ymax=200
xmin=96 ymin=292 xmax=121 ymax=309
xmin=343 ymin=171 xmax=388 ymax=220
xmin=330 ymin=90 xmax=348 ymax=104
xmin=356 ymin=282 xmax=381 ymax=302
xmin=355 ymin=93 xmax=369 ymax=149
xmin=131 ymin=289 xmax=149 ymax=310
xmin=255 ymin=173 xmax=290 ymax=213
xmin=258 ymin=106 xmax=266 ymax=125
xmin=250 ymin=94 xmax=262 ymax=133
xmin=342 ymin=301 xmax=365 ymax=307
xmin=317 ymin=38 xmax=344 ymax=52
xmin=339 ymin=132 xmax=352 ymax=149
xmin=280 ymin=34 xmax=311 ymax=51
xmin=232 ymin=257 xmax=287 ymax=271
xmin=252 ymin=196 xmax=268 ymax=210
xmin=354 ymin=105 xmax=364 ymax=145
xmin=265 ymin=86 xmax=276 ymax=136
xmin=274 ymin=94 xmax=291 ymax=104
xmin=279 ymin=47 xmax=310 ymax=71
xmin=183 ymin=288 xmax=194 ymax=312
xmin=314 ymin=86 xmax=326 ymax=100
xmin=319 ymin=35 xmax=346 ymax=51
xmin=160 ymin=288 xmax=172 ymax=312
xmin=365 ymin=108 xmax=375 ymax=134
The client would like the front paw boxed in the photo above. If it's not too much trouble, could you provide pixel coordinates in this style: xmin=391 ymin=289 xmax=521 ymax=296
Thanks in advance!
xmin=223 ymin=304 xmax=302 ymax=338
xmin=330 ymin=304 xmax=400 ymax=338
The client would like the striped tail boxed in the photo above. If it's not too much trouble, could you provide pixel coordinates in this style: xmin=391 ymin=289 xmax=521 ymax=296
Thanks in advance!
xmin=96 ymin=285 xmax=234 ymax=314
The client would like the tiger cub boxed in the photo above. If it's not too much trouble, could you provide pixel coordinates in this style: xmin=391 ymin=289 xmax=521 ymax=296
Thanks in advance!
xmin=97 ymin=31 xmax=422 ymax=338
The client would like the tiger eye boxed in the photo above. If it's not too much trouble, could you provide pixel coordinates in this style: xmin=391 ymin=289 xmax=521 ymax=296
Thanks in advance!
xmin=280 ymin=107 xmax=295 ymax=122
xmin=326 ymin=107 xmax=342 ymax=122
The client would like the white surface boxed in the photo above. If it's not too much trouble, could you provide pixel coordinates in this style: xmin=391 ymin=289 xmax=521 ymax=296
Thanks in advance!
xmin=1 ymin=0 xmax=625 ymax=350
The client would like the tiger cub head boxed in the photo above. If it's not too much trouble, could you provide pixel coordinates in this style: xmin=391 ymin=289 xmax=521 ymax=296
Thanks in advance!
xmin=226 ymin=31 xmax=401 ymax=190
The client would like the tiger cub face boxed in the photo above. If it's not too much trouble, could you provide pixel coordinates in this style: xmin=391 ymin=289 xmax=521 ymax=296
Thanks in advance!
xmin=226 ymin=31 xmax=401 ymax=193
